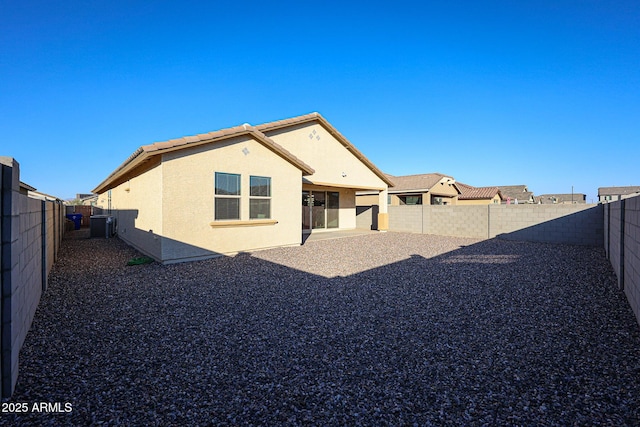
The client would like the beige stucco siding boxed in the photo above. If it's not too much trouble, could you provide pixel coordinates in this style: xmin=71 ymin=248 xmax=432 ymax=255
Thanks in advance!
xmin=430 ymin=181 xmax=459 ymax=197
xmin=102 ymin=160 xmax=164 ymax=260
xmin=356 ymin=194 xmax=380 ymax=206
xmin=160 ymin=136 xmax=303 ymax=262
xmin=458 ymin=194 xmax=502 ymax=205
xmin=264 ymin=123 xmax=387 ymax=191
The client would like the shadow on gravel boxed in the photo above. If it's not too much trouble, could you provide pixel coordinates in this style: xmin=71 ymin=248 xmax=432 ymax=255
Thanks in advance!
xmin=3 ymin=235 xmax=640 ymax=426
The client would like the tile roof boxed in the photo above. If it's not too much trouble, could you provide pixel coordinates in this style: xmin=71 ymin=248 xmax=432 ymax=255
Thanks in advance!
xmin=598 ymin=186 xmax=640 ymax=196
xmin=385 ymin=173 xmax=453 ymax=192
xmin=92 ymin=123 xmax=315 ymax=194
xmin=535 ymin=194 xmax=587 ymax=204
xmin=492 ymin=185 xmax=534 ymax=202
xmin=457 ymin=183 xmax=502 ymax=200
xmin=93 ymin=112 xmax=392 ymax=194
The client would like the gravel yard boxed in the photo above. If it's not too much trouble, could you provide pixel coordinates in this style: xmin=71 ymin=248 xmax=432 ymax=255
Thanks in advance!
xmin=3 ymin=232 xmax=640 ymax=426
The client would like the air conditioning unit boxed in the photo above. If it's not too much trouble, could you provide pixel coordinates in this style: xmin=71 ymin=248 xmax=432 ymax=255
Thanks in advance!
xmin=90 ymin=215 xmax=117 ymax=238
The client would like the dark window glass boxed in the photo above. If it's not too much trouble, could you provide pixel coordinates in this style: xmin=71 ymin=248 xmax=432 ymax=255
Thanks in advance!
xmin=215 ymin=173 xmax=240 ymax=196
xmin=215 ymin=198 xmax=240 ymax=220
xmin=250 ymin=199 xmax=270 ymax=219
xmin=250 ymin=176 xmax=270 ymax=197
xmin=215 ymin=172 xmax=241 ymax=220
xmin=250 ymin=176 xmax=271 ymax=219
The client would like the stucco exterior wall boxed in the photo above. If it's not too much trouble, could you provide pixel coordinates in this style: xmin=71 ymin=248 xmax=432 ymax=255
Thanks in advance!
xmin=356 ymin=194 xmax=380 ymax=206
xmin=430 ymin=181 xmax=459 ymax=198
xmin=94 ymin=116 xmax=390 ymax=261
xmin=457 ymin=195 xmax=501 ymax=205
xmin=264 ymin=123 xmax=387 ymax=191
xmin=103 ymin=159 xmax=164 ymax=260
xmin=160 ymin=136 xmax=303 ymax=262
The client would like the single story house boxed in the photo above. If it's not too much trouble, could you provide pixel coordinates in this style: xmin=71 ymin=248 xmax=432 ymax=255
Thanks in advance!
xmin=92 ymin=113 xmax=392 ymax=263
xmin=534 ymin=193 xmax=587 ymax=204
xmin=598 ymin=186 xmax=640 ymax=203
xmin=456 ymin=182 xmax=503 ymax=205
xmin=494 ymin=185 xmax=535 ymax=204
xmin=357 ymin=173 xmax=460 ymax=206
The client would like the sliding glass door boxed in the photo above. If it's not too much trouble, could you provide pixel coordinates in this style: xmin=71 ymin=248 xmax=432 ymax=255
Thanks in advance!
xmin=302 ymin=191 xmax=339 ymax=231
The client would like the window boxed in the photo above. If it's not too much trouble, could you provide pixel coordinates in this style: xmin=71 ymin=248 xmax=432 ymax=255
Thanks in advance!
xmin=327 ymin=191 xmax=339 ymax=228
xmin=400 ymin=195 xmax=422 ymax=205
xmin=215 ymin=173 xmax=240 ymax=220
xmin=250 ymin=176 xmax=271 ymax=219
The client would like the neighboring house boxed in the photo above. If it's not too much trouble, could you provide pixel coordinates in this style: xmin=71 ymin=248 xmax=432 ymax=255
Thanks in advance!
xmin=80 ymin=194 xmax=98 ymax=206
xmin=357 ymin=173 xmax=460 ymax=206
xmin=494 ymin=185 xmax=535 ymax=204
xmin=18 ymin=181 xmax=36 ymax=196
xmin=456 ymin=182 xmax=503 ymax=205
xmin=535 ymin=193 xmax=586 ymax=204
xmin=598 ymin=186 xmax=640 ymax=203
xmin=92 ymin=113 xmax=392 ymax=264
xmin=19 ymin=181 xmax=62 ymax=202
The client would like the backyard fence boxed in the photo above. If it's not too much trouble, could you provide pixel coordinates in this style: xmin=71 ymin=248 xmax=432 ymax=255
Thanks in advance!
xmin=66 ymin=204 xmax=105 ymax=227
xmin=358 ymin=203 xmax=604 ymax=246
xmin=604 ymin=195 xmax=640 ymax=326
xmin=0 ymin=157 xmax=66 ymax=398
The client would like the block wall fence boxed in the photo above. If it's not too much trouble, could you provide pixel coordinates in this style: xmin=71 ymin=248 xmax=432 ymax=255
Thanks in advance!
xmin=1 ymin=157 xmax=66 ymax=398
xmin=604 ymin=195 xmax=640 ymax=327
xmin=384 ymin=204 xmax=604 ymax=246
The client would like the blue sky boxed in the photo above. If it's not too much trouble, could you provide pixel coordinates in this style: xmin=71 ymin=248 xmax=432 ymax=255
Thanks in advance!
xmin=1 ymin=1 xmax=638 ymax=203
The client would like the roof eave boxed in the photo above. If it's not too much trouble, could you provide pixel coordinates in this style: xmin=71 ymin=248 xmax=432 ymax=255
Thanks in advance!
xmin=92 ymin=128 xmax=315 ymax=194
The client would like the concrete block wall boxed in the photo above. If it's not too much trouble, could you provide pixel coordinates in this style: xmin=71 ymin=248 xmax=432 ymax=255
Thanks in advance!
xmin=45 ymin=202 xmax=63 ymax=278
xmin=386 ymin=204 xmax=603 ymax=246
xmin=605 ymin=195 xmax=640 ymax=326
xmin=1 ymin=157 xmax=65 ymax=398
xmin=624 ymin=197 xmax=640 ymax=325
xmin=607 ymin=202 xmax=624 ymax=288
xmin=490 ymin=205 xmax=603 ymax=246
xmin=388 ymin=205 xmax=423 ymax=234
xmin=9 ymin=196 xmax=44 ymax=394
xmin=424 ymin=205 xmax=488 ymax=239
xmin=604 ymin=202 xmax=610 ymax=257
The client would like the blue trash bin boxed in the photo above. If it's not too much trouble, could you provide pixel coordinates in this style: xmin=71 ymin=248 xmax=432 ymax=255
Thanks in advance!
xmin=66 ymin=213 xmax=83 ymax=230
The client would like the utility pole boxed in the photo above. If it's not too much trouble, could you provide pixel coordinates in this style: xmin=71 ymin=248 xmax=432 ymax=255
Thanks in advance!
xmin=571 ymin=185 xmax=574 ymax=204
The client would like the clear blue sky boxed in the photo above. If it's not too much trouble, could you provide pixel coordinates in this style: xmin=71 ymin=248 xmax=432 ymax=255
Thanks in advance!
xmin=2 ymin=1 xmax=638 ymax=203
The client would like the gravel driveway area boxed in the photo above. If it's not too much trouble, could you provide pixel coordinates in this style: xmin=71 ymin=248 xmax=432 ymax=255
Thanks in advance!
xmin=3 ymin=232 xmax=640 ymax=426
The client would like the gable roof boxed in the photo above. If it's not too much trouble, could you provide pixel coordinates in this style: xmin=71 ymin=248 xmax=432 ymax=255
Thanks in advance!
xmin=92 ymin=124 xmax=315 ymax=194
xmin=257 ymin=113 xmax=394 ymax=187
xmin=493 ymin=185 xmax=534 ymax=202
xmin=385 ymin=172 xmax=455 ymax=193
xmin=535 ymin=194 xmax=586 ymax=204
xmin=598 ymin=186 xmax=640 ymax=197
xmin=457 ymin=182 xmax=503 ymax=200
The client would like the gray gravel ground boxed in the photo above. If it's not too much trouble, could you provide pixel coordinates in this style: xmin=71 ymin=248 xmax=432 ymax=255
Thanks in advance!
xmin=2 ymin=232 xmax=640 ymax=426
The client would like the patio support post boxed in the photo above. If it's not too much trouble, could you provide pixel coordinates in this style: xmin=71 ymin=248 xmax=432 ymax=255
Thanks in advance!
xmin=377 ymin=188 xmax=388 ymax=231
